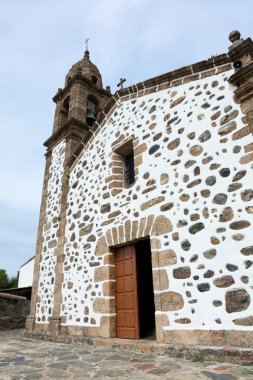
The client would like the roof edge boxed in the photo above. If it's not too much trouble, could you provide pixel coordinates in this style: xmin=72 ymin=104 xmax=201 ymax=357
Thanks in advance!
xmin=67 ymin=53 xmax=233 ymax=170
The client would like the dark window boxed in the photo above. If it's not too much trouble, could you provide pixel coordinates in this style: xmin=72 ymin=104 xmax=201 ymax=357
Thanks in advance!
xmin=124 ymin=152 xmax=135 ymax=185
xmin=92 ymin=75 xmax=98 ymax=84
xmin=86 ymin=96 xmax=98 ymax=126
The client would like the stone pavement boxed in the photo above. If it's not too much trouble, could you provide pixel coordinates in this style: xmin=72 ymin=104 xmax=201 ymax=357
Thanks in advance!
xmin=0 ymin=330 xmax=253 ymax=379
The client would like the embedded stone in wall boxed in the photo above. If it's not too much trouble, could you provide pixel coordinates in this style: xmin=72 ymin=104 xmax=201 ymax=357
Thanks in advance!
xmin=219 ymin=207 xmax=234 ymax=222
xmin=204 ymin=270 xmax=214 ymax=278
xmin=213 ymin=275 xmax=235 ymax=288
xmin=189 ymin=145 xmax=203 ymax=156
xmin=232 ymin=233 xmax=244 ymax=241
xmin=151 ymin=215 xmax=173 ymax=235
xmin=213 ymin=300 xmax=222 ymax=307
xmin=95 ymin=236 xmax=108 ymax=256
xmin=170 ymin=96 xmax=185 ymax=108
xmin=241 ymin=189 xmax=253 ymax=202
xmin=213 ymin=193 xmax=227 ymax=205
xmin=229 ymin=220 xmax=250 ymax=230
xmin=174 ymin=318 xmax=191 ymax=324
xmin=48 ymin=240 xmax=57 ymax=249
xmin=173 ymin=266 xmax=191 ymax=279
xmin=73 ymin=210 xmax=81 ymax=219
xmin=228 ymin=183 xmax=242 ymax=192
xmin=187 ymin=179 xmax=202 ymax=188
xmin=211 ymin=236 xmax=220 ymax=245
xmin=152 ymin=249 xmax=177 ymax=267
xmin=79 ymin=223 xmax=93 ymax=236
xmin=181 ymin=239 xmax=191 ymax=251
xmin=197 ymin=283 xmax=210 ymax=292
xmin=141 ymin=196 xmax=165 ymax=211
xmin=246 ymin=206 xmax=253 ymax=214
xmin=149 ymin=145 xmax=160 ymax=155
xmin=185 ymin=160 xmax=196 ymax=168
xmin=240 ymin=246 xmax=253 ymax=256
xmin=200 ymin=189 xmax=210 ymax=198
xmin=241 ymin=276 xmax=249 ymax=284
xmin=160 ymin=202 xmax=174 ymax=211
xmin=93 ymin=298 xmax=115 ymax=314
xmin=189 ymin=222 xmax=205 ymax=235
xmin=149 ymin=105 xmax=156 ymax=113
xmin=160 ymin=173 xmax=169 ymax=185
xmin=226 ymin=264 xmax=238 ymax=272
xmin=100 ymin=203 xmax=111 ymax=214
xmin=153 ymin=269 xmax=169 ymax=291
xmin=198 ymin=130 xmax=211 ymax=143
xmin=220 ymin=110 xmax=238 ymax=125
xmin=154 ymin=291 xmax=184 ymax=311
xmin=225 ymin=289 xmax=250 ymax=313
xmin=218 ymin=121 xmax=236 ymax=136
xmin=190 ymin=254 xmax=198 ymax=263
xmin=94 ymin=266 xmax=115 ymax=282
xmin=233 ymin=316 xmax=253 ymax=326
xmin=219 ymin=168 xmax=230 ymax=178
xmin=205 ymin=176 xmax=216 ymax=186
xmin=232 ymin=170 xmax=246 ymax=182
xmin=167 ymin=138 xmax=180 ymax=150
xmin=240 ymin=152 xmax=253 ymax=165
xmin=87 ymin=234 xmax=96 ymax=242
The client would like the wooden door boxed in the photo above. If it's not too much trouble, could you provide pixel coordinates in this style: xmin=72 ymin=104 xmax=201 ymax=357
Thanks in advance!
xmin=115 ymin=244 xmax=139 ymax=339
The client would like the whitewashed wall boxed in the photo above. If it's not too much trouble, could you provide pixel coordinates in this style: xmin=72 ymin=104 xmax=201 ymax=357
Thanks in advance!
xmin=36 ymin=69 xmax=253 ymax=331
xmin=18 ymin=257 xmax=35 ymax=288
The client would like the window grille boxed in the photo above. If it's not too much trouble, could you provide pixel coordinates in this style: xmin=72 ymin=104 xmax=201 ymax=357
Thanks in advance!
xmin=124 ymin=153 xmax=135 ymax=185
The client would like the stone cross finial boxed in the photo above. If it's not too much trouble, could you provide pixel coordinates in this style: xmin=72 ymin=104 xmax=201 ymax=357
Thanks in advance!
xmin=117 ymin=78 xmax=126 ymax=90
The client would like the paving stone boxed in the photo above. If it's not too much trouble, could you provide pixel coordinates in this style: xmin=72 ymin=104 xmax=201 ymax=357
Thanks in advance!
xmin=0 ymin=330 xmax=252 ymax=379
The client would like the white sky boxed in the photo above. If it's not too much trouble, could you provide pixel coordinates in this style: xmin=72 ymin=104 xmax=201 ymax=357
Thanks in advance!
xmin=0 ymin=0 xmax=252 ymax=277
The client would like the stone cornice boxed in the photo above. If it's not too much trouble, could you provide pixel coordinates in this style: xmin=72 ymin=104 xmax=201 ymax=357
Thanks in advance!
xmin=228 ymin=61 xmax=253 ymax=87
xmin=232 ymin=80 xmax=253 ymax=104
xmin=44 ymin=117 xmax=89 ymax=150
xmin=228 ymin=38 xmax=253 ymax=61
xmin=118 ymin=54 xmax=230 ymax=97
xmin=53 ymin=73 xmax=111 ymax=103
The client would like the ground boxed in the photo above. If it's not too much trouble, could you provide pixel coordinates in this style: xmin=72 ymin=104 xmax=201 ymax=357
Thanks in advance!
xmin=0 ymin=331 xmax=253 ymax=379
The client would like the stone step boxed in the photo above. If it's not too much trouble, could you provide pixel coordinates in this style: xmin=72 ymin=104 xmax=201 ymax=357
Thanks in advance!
xmin=23 ymin=330 xmax=253 ymax=364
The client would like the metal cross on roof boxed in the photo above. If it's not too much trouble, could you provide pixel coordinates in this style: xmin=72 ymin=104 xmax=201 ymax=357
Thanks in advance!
xmin=117 ymin=78 xmax=126 ymax=90
xmin=85 ymin=38 xmax=89 ymax=51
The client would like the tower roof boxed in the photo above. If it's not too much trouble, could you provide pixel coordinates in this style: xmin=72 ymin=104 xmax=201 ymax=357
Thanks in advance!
xmin=65 ymin=50 xmax=103 ymax=88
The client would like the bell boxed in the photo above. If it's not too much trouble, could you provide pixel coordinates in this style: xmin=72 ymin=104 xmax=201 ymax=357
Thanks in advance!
xmin=86 ymin=110 xmax=96 ymax=126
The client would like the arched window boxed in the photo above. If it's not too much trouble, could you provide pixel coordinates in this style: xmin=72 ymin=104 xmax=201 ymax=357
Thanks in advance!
xmin=60 ymin=96 xmax=70 ymax=127
xmin=86 ymin=95 xmax=99 ymax=126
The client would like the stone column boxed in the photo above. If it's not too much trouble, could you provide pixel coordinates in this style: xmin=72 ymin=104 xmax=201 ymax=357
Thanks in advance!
xmin=47 ymin=136 xmax=82 ymax=334
xmin=26 ymin=152 xmax=52 ymax=331
xmin=69 ymin=80 xmax=87 ymax=122
xmin=228 ymin=31 xmax=253 ymax=148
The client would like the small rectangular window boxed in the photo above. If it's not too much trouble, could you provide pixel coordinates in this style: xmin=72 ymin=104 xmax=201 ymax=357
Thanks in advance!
xmin=113 ymin=137 xmax=136 ymax=188
xmin=124 ymin=153 xmax=135 ymax=185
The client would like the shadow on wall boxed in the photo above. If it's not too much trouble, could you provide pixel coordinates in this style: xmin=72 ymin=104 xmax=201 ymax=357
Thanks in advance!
xmin=0 ymin=292 xmax=30 ymax=330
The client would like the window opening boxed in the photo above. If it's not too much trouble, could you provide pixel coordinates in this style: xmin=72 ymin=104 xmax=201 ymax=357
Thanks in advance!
xmin=86 ymin=96 xmax=98 ymax=126
xmin=124 ymin=153 xmax=135 ymax=185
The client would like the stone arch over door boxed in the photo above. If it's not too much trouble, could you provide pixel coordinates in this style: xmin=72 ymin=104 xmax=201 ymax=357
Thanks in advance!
xmin=93 ymin=214 xmax=184 ymax=341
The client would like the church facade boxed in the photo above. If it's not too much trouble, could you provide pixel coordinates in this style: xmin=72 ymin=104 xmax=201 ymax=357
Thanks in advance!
xmin=26 ymin=31 xmax=253 ymax=347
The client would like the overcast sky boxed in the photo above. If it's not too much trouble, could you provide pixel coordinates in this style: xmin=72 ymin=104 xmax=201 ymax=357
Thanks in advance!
xmin=0 ymin=0 xmax=252 ymax=277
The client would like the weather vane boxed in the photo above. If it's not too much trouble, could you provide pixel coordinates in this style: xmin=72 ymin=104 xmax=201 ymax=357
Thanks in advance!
xmin=85 ymin=38 xmax=89 ymax=51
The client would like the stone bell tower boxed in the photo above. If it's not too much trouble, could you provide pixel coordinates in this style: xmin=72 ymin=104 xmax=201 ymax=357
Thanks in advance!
xmin=26 ymin=49 xmax=111 ymax=333
xmin=50 ymin=49 xmax=111 ymax=141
